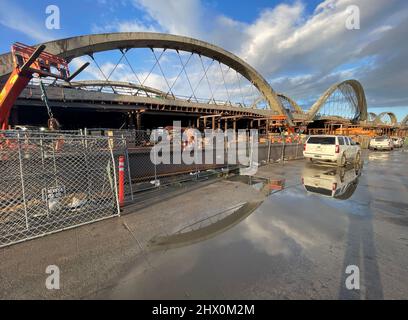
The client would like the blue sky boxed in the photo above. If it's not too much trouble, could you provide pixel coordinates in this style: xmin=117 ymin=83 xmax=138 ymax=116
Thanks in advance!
xmin=0 ymin=0 xmax=407 ymax=120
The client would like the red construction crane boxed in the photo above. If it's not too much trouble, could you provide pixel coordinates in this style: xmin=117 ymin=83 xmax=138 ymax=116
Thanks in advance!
xmin=0 ymin=42 xmax=88 ymax=130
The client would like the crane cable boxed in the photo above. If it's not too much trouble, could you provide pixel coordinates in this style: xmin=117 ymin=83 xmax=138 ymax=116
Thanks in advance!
xmin=39 ymin=80 xmax=60 ymax=130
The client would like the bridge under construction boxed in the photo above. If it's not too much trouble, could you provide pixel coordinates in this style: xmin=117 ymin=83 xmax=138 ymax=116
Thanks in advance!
xmin=0 ymin=32 xmax=406 ymax=136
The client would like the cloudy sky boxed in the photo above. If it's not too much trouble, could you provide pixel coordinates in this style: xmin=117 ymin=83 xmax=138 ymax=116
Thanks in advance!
xmin=0 ymin=0 xmax=407 ymax=120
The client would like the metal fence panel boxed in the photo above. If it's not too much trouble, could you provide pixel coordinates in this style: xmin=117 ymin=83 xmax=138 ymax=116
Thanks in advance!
xmin=0 ymin=133 xmax=120 ymax=247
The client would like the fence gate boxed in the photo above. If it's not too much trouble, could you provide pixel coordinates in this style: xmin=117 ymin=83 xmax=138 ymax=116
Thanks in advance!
xmin=0 ymin=133 xmax=120 ymax=247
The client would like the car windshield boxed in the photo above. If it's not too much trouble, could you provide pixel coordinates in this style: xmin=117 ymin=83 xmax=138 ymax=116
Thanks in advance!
xmin=307 ymin=137 xmax=335 ymax=144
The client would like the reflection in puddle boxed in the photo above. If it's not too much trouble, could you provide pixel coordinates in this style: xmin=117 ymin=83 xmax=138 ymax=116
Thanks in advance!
xmin=301 ymin=162 xmax=363 ymax=200
xmin=147 ymin=174 xmax=287 ymax=252
xmin=148 ymin=201 xmax=262 ymax=251
xmin=368 ymin=152 xmax=390 ymax=161
xmin=95 ymin=147 xmax=408 ymax=300
xmin=228 ymin=175 xmax=286 ymax=193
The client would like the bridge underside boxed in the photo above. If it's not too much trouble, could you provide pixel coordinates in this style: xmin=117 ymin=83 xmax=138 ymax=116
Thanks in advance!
xmin=11 ymin=85 xmax=290 ymax=131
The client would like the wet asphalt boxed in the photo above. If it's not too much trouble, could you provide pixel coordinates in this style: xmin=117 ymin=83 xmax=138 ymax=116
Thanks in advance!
xmin=94 ymin=148 xmax=408 ymax=299
xmin=1 ymin=148 xmax=408 ymax=299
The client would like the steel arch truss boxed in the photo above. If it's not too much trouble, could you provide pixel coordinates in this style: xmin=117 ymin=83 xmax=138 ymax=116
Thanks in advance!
xmin=306 ymin=80 xmax=367 ymax=122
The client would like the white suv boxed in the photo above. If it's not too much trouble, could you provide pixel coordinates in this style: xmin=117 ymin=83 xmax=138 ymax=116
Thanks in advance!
xmin=303 ymin=135 xmax=361 ymax=166
xmin=391 ymin=137 xmax=403 ymax=148
xmin=369 ymin=136 xmax=394 ymax=151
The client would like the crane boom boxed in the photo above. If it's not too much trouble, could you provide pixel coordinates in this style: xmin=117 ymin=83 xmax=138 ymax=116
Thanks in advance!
xmin=0 ymin=68 xmax=32 ymax=129
xmin=0 ymin=42 xmax=88 ymax=130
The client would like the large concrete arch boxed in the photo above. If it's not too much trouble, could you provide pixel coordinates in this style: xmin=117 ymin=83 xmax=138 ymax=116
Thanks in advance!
xmin=0 ymin=32 xmax=292 ymax=123
xmin=368 ymin=112 xmax=377 ymax=122
xmin=401 ymin=114 xmax=408 ymax=127
xmin=306 ymin=80 xmax=367 ymax=122
xmin=375 ymin=112 xmax=398 ymax=125
xmin=277 ymin=93 xmax=303 ymax=113
xmin=250 ymin=93 xmax=303 ymax=113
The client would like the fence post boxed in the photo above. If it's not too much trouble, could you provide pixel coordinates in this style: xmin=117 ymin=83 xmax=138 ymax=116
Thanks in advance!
xmin=267 ymin=139 xmax=271 ymax=163
xmin=153 ymin=146 xmax=158 ymax=187
xmin=118 ymin=155 xmax=125 ymax=207
xmin=124 ymin=142 xmax=134 ymax=201
xmin=40 ymin=137 xmax=51 ymax=218
xmin=17 ymin=133 xmax=29 ymax=230
xmin=109 ymin=142 xmax=121 ymax=216
xmin=281 ymin=139 xmax=285 ymax=165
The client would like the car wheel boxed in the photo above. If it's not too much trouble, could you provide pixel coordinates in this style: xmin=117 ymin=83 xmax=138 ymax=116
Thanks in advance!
xmin=337 ymin=154 xmax=346 ymax=167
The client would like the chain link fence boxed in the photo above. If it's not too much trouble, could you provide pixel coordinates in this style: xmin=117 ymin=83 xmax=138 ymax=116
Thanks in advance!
xmin=95 ymin=129 xmax=305 ymax=197
xmin=108 ymin=130 xmax=304 ymax=197
xmin=0 ymin=132 xmax=120 ymax=247
xmin=0 ymin=129 xmax=304 ymax=247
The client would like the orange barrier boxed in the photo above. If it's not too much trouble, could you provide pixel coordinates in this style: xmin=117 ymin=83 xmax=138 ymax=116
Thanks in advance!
xmin=118 ymin=156 xmax=125 ymax=207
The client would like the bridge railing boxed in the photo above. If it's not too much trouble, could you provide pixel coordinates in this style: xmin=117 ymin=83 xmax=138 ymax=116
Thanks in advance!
xmin=25 ymin=78 xmax=251 ymax=108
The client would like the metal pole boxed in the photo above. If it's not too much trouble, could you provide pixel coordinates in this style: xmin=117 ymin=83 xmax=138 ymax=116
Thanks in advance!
xmin=124 ymin=141 xmax=134 ymax=200
xmin=40 ymin=137 xmax=51 ymax=218
xmin=17 ymin=133 xmax=29 ymax=230
xmin=109 ymin=140 xmax=121 ymax=216
xmin=153 ymin=146 xmax=158 ymax=187
xmin=281 ymin=139 xmax=285 ymax=165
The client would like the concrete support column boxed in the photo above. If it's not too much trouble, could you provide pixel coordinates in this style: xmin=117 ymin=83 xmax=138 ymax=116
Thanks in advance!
xmin=136 ymin=111 xmax=142 ymax=130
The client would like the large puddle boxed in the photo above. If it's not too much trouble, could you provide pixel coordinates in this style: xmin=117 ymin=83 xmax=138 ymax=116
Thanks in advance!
xmin=95 ymin=153 xmax=408 ymax=299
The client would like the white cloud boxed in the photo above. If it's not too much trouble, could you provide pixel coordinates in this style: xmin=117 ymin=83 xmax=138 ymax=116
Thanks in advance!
xmin=132 ymin=0 xmax=204 ymax=37
xmin=122 ymin=0 xmax=407 ymax=112
xmin=7 ymin=0 xmax=405 ymax=114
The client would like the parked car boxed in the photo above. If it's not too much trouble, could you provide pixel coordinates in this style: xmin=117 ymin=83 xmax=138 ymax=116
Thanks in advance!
xmin=391 ymin=137 xmax=404 ymax=148
xmin=303 ymin=135 xmax=361 ymax=166
xmin=369 ymin=136 xmax=394 ymax=151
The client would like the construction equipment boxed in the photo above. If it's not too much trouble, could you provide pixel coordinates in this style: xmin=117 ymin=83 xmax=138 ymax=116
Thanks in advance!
xmin=0 ymin=42 xmax=89 ymax=130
